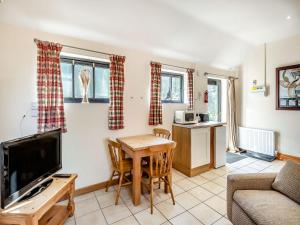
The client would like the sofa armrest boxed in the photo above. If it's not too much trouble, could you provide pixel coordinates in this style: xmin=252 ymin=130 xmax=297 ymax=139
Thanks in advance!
xmin=227 ymin=173 xmax=277 ymax=221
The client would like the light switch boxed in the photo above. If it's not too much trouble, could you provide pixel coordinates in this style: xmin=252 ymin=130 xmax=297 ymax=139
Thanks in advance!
xmin=31 ymin=102 xmax=38 ymax=117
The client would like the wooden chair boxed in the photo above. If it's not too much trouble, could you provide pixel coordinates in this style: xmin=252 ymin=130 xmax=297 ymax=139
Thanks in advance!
xmin=153 ymin=128 xmax=171 ymax=140
xmin=105 ymin=139 xmax=132 ymax=205
xmin=141 ymin=142 xmax=176 ymax=214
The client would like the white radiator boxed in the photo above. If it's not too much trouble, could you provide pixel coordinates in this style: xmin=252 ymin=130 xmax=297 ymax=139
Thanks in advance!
xmin=238 ymin=127 xmax=275 ymax=157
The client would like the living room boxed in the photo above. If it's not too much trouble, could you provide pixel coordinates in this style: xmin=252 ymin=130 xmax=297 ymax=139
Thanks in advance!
xmin=0 ymin=1 xmax=299 ymax=225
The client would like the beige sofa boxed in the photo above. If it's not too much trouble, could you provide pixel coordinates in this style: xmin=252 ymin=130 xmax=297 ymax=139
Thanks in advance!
xmin=227 ymin=173 xmax=300 ymax=225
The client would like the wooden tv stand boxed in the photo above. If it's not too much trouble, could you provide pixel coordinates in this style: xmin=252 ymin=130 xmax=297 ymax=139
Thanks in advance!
xmin=0 ymin=174 xmax=77 ymax=225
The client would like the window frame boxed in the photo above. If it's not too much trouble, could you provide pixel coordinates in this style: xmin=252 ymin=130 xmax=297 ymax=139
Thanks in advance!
xmin=60 ymin=56 xmax=110 ymax=103
xmin=161 ymin=72 xmax=184 ymax=104
xmin=208 ymin=78 xmax=222 ymax=122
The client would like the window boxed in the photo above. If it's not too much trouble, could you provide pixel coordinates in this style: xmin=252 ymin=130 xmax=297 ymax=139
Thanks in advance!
xmin=61 ymin=57 xmax=110 ymax=103
xmin=161 ymin=72 xmax=183 ymax=103
xmin=208 ymin=78 xmax=222 ymax=122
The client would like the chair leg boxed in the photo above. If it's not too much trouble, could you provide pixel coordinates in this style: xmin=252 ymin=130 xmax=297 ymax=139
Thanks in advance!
xmin=106 ymin=171 xmax=115 ymax=192
xmin=166 ymin=176 xmax=175 ymax=205
xmin=158 ymin=178 xmax=161 ymax=189
xmin=150 ymin=178 xmax=154 ymax=214
xmin=115 ymin=172 xmax=123 ymax=205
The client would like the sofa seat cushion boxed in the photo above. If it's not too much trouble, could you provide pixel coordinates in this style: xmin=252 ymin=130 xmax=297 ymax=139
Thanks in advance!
xmin=233 ymin=190 xmax=300 ymax=225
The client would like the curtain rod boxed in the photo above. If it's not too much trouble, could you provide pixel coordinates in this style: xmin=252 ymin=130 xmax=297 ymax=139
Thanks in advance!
xmin=204 ymin=72 xmax=238 ymax=80
xmin=33 ymin=38 xmax=112 ymax=56
xmin=151 ymin=61 xmax=192 ymax=70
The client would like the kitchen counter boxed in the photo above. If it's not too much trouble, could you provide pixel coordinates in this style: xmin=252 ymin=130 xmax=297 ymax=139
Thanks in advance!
xmin=172 ymin=122 xmax=227 ymax=177
xmin=173 ymin=121 xmax=226 ymax=129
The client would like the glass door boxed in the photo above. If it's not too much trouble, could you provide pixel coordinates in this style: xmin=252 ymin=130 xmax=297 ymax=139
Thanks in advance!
xmin=208 ymin=78 xmax=222 ymax=122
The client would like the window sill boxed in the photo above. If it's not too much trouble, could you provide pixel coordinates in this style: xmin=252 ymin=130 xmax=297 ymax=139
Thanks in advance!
xmin=64 ymin=98 xmax=109 ymax=103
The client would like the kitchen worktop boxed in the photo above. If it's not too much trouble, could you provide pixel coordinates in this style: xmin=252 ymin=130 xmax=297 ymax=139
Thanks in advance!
xmin=173 ymin=121 xmax=226 ymax=129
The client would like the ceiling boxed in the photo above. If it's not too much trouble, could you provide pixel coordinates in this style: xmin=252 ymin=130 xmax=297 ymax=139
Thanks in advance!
xmin=0 ymin=0 xmax=299 ymax=69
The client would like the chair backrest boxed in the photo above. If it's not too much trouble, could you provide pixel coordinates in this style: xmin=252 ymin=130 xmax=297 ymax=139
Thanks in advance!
xmin=107 ymin=139 xmax=122 ymax=170
xmin=153 ymin=128 xmax=171 ymax=140
xmin=149 ymin=142 xmax=176 ymax=177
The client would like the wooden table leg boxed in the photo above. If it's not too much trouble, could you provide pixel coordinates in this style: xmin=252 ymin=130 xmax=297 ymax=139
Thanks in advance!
xmin=67 ymin=181 xmax=75 ymax=217
xmin=132 ymin=155 xmax=141 ymax=205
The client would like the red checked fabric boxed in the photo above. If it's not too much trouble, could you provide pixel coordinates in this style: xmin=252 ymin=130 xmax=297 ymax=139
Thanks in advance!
xmin=36 ymin=40 xmax=67 ymax=133
xmin=149 ymin=62 xmax=162 ymax=125
xmin=187 ymin=68 xmax=195 ymax=110
xmin=109 ymin=55 xmax=125 ymax=130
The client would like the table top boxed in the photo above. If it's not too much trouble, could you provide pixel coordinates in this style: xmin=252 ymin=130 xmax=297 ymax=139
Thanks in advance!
xmin=117 ymin=134 xmax=174 ymax=151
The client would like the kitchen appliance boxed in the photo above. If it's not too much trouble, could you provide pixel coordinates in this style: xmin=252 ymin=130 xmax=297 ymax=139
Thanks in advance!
xmin=174 ymin=110 xmax=197 ymax=124
xmin=214 ymin=126 xmax=227 ymax=168
xmin=0 ymin=129 xmax=62 ymax=208
xmin=199 ymin=113 xmax=209 ymax=122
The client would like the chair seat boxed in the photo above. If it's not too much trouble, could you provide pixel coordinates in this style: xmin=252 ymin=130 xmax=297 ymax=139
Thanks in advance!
xmin=233 ymin=190 xmax=300 ymax=225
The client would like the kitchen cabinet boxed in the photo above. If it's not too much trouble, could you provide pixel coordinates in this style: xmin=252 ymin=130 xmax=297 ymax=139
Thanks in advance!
xmin=172 ymin=122 xmax=226 ymax=177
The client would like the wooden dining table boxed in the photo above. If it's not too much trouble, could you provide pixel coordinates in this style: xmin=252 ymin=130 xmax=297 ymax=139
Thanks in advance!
xmin=117 ymin=134 xmax=175 ymax=206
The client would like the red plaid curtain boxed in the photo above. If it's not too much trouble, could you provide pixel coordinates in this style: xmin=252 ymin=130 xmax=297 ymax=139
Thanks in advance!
xmin=109 ymin=55 xmax=125 ymax=130
xmin=36 ymin=40 xmax=66 ymax=133
xmin=187 ymin=68 xmax=195 ymax=110
xmin=149 ymin=62 xmax=162 ymax=125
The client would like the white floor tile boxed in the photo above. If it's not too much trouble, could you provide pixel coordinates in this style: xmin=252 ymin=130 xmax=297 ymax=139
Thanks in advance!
xmin=170 ymin=211 xmax=203 ymax=225
xmin=217 ymin=190 xmax=227 ymax=200
xmin=172 ymin=172 xmax=186 ymax=182
xmin=156 ymin=199 xmax=185 ymax=220
xmin=64 ymin=217 xmax=76 ymax=225
xmin=175 ymin=178 xmax=198 ymax=191
xmin=200 ymin=171 xmax=219 ymax=180
xmin=172 ymin=183 xmax=185 ymax=196
xmin=188 ymin=186 xmax=214 ymax=202
xmin=247 ymin=162 xmax=270 ymax=171
xmin=161 ymin=221 xmax=173 ymax=225
xmin=189 ymin=203 xmax=222 ymax=225
xmin=212 ymin=167 xmax=228 ymax=176
xmin=74 ymin=192 xmax=96 ymax=203
xmin=123 ymin=195 xmax=149 ymax=214
xmin=201 ymin=182 xmax=224 ymax=194
xmin=204 ymin=196 xmax=227 ymax=215
xmin=144 ymin=188 xmax=171 ymax=205
xmin=111 ymin=215 xmax=139 ymax=225
xmin=213 ymin=217 xmax=233 ymax=225
xmin=175 ymin=192 xmax=201 ymax=210
xmin=211 ymin=177 xmax=227 ymax=187
xmin=188 ymin=175 xmax=209 ymax=185
xmin=102 ymin=204 xmax=132 ymax=224
xmin=95 ymin=186 xmax=115 ymax=196
xmin=75 ymin=197 xmax=100 ymax=218
xmin=134 ymin=207 xmax=167 ymax=225
xmin=96 ymin=191 xmax=120 ymax=208
xmin=76 ymin=210 xmax=107 ymax=225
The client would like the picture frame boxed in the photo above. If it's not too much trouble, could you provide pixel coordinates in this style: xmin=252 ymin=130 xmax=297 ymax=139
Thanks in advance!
xmin=276 ymin=64 xmax=300 ymax=110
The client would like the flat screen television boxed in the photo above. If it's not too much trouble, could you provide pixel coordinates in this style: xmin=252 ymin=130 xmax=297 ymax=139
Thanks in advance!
xmin=0 ymin=129 xmax=62 ymax=208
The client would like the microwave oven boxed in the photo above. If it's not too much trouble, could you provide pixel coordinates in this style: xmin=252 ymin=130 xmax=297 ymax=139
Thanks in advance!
xmin=174 ymin=110 xmax=197 ymax=124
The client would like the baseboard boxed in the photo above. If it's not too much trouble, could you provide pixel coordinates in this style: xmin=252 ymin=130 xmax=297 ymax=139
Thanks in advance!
xmin=75 ymin=179 xmax=119 ymax=197
xmin=276 ymin=153 xmax=300 ymax=164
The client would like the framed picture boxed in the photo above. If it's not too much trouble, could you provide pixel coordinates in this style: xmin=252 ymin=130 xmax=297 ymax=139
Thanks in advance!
xmin=276 ymin=64 xmax=300 ymax=110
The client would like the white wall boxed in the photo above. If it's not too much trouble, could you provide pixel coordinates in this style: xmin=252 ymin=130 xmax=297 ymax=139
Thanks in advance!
xmin=0 ymin=23 xmax=233 ymax=188
xmin=239 ymin=35 xmax=300 ymax=157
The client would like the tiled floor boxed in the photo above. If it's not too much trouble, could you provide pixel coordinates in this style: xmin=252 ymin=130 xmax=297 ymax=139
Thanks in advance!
xmin=63 ymin=157 xmax=286 ymax=225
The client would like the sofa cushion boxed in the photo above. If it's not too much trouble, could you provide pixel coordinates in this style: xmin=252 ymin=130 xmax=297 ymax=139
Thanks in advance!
xmin=233 ymin=190 xmax=300 ymax=225
xmin=272 ymin=160 xmax=300 ymax=204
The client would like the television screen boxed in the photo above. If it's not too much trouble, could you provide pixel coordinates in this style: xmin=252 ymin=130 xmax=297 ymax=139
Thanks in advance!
xmin=0 ymin=129 xmax=62 ymax=208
